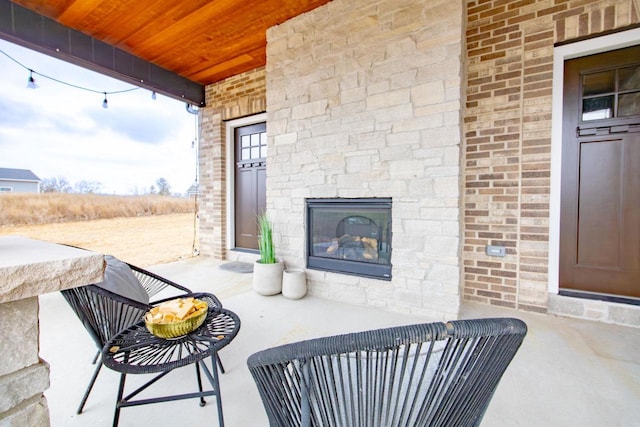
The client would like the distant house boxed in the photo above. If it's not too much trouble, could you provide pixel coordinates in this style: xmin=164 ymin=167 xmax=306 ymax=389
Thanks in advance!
xmin=0 ymin=168 xmax=41 ymax=193
xmin=185 ymin=183 xmax=199 ymax=198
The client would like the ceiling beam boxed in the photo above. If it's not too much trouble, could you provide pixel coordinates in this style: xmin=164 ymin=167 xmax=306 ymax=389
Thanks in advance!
xmin=0 ymin=0 xmax=205 ymax=106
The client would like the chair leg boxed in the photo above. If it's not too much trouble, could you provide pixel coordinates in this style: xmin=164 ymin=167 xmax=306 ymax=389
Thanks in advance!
xmin=112 ymin=373 xmax=127 ymax=427
xmin=77 ymin=361 xmax=102 ymax=414
xmin=216 ymin=354 xmax=225 ymax=374
xmin=210 ymin=353 xmax=225 ymax=427
xmin=195 ymin=363 xmax=206 ymax=407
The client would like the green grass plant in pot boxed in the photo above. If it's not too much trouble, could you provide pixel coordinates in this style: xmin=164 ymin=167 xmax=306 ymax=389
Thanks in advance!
xmin=257 ymin=213 xmax=276 ymax=264
xmin=252 ymin=213 xmax=284 ymax=295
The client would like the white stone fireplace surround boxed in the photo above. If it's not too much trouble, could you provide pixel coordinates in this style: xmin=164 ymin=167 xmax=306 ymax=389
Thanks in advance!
xmin=263 ymin=0 xmax=463 ymax=320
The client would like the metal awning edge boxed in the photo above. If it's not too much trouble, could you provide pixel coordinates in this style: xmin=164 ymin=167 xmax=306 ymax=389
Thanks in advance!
xmin=0 ymin=0 xmax=205 ymax=106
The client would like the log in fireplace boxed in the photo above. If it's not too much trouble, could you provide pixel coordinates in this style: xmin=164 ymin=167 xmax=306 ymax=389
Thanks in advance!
xmin=306 ymin=198 xmax=392 ymax=280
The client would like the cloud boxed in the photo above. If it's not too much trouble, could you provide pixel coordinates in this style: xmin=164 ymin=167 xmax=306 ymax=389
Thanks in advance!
xmin=0 ymin=98 xmax=34 ymax=127
xmin=0 ymin=39 xmax=198 ymax=195
xmin=0 ymin=91 xmax=99 ymax=139
xmin=86 ymin=104 xmax=177 ymax=145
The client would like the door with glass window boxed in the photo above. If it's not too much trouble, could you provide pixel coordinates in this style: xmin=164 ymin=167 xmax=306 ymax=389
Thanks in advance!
xmin=560 ymin=45 xmax=640 ymax=298
xmin=234 ymin=123 xmax=267 ymax=250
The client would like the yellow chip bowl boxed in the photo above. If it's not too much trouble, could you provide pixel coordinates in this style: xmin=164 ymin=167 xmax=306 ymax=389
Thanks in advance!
xmin=145 ymin=299 xmax=208 ymax=339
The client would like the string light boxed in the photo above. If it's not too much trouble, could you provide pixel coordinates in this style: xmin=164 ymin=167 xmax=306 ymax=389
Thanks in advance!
xmin=1 ymin=47 xmax=148 ymax=108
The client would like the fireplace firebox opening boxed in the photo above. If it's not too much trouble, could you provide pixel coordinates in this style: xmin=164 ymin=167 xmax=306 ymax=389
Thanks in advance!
xmin=306 ymin=198 xmax=392 ymax=280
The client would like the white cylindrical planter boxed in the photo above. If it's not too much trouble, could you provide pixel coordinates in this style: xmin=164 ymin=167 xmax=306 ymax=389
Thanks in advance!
xmin=282 ymin=268 xmax=307 ymax=300
xmin=252 ymin=260 xmax=284 ymax=296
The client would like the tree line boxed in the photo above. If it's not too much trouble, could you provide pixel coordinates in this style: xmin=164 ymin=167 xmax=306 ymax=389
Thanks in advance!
xmin=41 ymin=176 xmax=173 ymax=195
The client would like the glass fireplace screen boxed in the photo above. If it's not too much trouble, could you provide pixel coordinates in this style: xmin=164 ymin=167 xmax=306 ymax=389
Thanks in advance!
xmin=306 ymin=198 xmax=391 ymax=280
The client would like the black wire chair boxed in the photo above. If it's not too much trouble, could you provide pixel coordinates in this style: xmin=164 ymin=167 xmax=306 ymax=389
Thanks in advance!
xmin=61 ymin=258 xmax=223 ymax=414
xmin=247 ymin=317 xmax=527 ymax=427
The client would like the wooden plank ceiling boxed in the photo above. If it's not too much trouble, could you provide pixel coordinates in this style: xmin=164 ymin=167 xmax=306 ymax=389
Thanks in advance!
xmin=11 ymin=0 xmax=332 ymax=86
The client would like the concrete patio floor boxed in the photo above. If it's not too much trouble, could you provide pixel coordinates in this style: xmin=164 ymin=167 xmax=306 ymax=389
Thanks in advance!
xmin=39 ymin=257 xmax=640 ymax=427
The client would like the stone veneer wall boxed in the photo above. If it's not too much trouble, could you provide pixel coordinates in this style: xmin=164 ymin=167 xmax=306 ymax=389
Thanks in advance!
xmin=0 ymin=238 xmax=104 ymax=426
xmin=199 ymin=67 xmax=266 ymax=259
xmin=266 ymin=0 xmax=464 ymax=319
xmin=463 ymin=0 xmax=640 ymax=312
xmin=0 ymin=297 xmax=49 ymax=425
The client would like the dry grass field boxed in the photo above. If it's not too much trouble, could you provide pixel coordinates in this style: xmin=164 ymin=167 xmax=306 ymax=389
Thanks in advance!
xmin=0 ymin=194 xmax=198 ymax=267
xmin=0 ymin=193 xmax=194 ymax=226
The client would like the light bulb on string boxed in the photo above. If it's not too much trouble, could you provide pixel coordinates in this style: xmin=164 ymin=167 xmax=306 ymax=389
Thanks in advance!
xmin=1 ymin=48 xmax=157 ymax=109
xmin=27 ymin=70 xmax=38 ymax=89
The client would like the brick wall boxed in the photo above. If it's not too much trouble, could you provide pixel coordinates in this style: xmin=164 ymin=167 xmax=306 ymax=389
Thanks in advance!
xmin=199 ymin=68 xmax=266 ymax=259
xmin=463 ymin=0 xmax=640 ymax=312
xmin=266 ymin=0 xmax=464 ymax=319
xmin=196 ymin=0 xmax=639 ymax=319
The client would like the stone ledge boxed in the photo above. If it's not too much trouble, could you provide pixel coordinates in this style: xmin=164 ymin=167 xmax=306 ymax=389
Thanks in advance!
xmin=0 ymin=237 xmax=104 ymax=304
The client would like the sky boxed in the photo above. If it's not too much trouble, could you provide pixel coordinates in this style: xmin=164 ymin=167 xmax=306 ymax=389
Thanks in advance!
xmin=0 ymin=39 xmax=199 ymax=195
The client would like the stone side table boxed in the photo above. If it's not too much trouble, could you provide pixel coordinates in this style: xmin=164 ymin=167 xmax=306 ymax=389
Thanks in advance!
xmin=0 ymin=237 xmax=104 ymax=426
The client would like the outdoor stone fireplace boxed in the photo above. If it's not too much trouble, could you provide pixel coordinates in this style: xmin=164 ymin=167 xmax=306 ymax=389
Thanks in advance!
xmin=260 ymin=0 xmax=463 ymax=320
xmin=193 ymin=0 xmax=463 ymax=319
xmin=307 ymin=198 xmax=392 ymax=280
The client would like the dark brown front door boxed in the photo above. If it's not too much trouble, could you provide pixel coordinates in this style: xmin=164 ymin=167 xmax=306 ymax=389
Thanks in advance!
xmin=234 ymin=122 xmax=267 ymax=250
xmin=560 ymin=45 xmax=640 ymax=298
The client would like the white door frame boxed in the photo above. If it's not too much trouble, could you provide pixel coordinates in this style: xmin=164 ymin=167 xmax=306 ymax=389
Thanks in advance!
xmin=225 ymin=112 xmax=267 ymax=251
xmin=548 ymin=28 xmax=640 ymax=293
